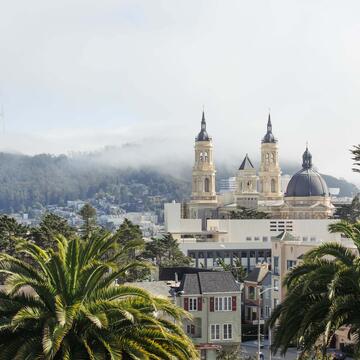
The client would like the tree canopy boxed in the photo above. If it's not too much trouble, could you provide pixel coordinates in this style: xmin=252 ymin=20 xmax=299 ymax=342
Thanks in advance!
xmin=0 ymin=232 xmax=199 ymax=359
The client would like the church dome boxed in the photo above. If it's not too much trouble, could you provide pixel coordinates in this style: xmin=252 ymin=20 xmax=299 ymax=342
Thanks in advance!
xmin=285 ymin=147 xmax=330 ymax=197
xmin=196 ymin=111 xmax=210 ymax=141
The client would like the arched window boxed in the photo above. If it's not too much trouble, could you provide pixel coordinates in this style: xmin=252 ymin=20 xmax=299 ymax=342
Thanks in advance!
xmin=271 ymin=179 xmax=276 ymax=192
xmin=204 ymin=151 xmax=208 ymax=162
xmin=199 ymin=152 xmax=204 ymax=161
xmin=204 ymin=178 xmax=210 ymax=193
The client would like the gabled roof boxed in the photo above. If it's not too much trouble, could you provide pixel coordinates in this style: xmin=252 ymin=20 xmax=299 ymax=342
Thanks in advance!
xmin=239 ymin=154 xmax=254 ymax=170
xmin=179 ymin=271 xmax=240 ymax=295
xmin=245 ymin=265 xmax=270 ymax=284
xmin=272 ymin=231 xmax=298 ymax=242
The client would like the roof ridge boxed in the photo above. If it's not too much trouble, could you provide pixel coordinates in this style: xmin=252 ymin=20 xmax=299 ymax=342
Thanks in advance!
xmin=197 ymin=272 xmax=203 ymax=294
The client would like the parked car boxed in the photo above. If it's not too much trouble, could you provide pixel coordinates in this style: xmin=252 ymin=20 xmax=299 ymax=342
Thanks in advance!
xmin=326 ymin=348 xmax=347 ymax=360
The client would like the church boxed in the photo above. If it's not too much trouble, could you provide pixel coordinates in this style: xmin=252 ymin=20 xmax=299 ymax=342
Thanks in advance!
xmin=187 ymin=111 xmax=334 ymax=223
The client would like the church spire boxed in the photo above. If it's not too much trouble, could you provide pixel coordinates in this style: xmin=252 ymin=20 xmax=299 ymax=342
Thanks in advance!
xmin=267 ymin=113 xmax=272 ymax=132
xmin=196 ymin=109 xmax=210 ymax=141
xmin=201 ymin=110 xmax=206 ymax=130
xmin=262 ymin=112 xmax=277 ymax=143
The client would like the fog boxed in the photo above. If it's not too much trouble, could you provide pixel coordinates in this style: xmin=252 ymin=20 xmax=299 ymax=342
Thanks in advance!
xmin=0 ymin=1 xmax=359 ymax=185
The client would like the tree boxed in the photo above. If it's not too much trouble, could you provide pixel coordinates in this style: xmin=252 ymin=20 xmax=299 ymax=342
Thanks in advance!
xmin=230 ymin=207 xmax=270 ymax=219
xmin=112 ymin=219 xmax=148 ymax=281
xmin=144 ymin=234 xmax=192 ymax=267
xmin=114 ymin=218 xmax=144 ymax=247
xmin=31 ymin=212 xmax=76 ymax=249
xmin=352 ymin=144 xmax=360 ymax=173
xmin=334 ymin=194 xmax=360 ymax=223
xmin=78 ymin=203 xmax=97 ymax=237
xmin=0 ymin=232 xmax=199 ymax=359
xmin=217 ymin=257 xmax=247 ymax=282
xmin=268 ymin=221 xmax=360 ymax=358
xmin=216 ymin=346 xmax=248 ymax=360
xmin=0 ymin=215 xmax=29 ymax=256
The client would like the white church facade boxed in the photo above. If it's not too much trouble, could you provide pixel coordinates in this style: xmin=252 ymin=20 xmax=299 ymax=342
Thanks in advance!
xmin=186 ymin=111 xmax=334 ymax=223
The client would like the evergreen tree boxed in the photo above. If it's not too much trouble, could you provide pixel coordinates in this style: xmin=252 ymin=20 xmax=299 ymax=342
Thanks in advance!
xmin=78 ymin=203 xmax=97 ymax=238
xmin=230 ymin=207 xmax=270 ymax=219
xmin=0 ymin=215 xmax=29 ymax=257
xmin=31 ymin=213 xmax=76 ymax=249
xmin=352 ymin=144 xmax=360 ymax=173
xmin=334 ymin=194 xmax=360 ymax=223
xmin=144 ymin=234 xmax=192 ymax=267
xmin=217 ymin=257 xmax=247 ymax=282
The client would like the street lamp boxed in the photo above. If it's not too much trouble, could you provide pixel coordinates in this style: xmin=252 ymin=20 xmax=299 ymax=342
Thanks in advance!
xmin=257 ymin=286 xmax=278 ymax=360
xmin=236 ymin=281 xmax=245 ymax=348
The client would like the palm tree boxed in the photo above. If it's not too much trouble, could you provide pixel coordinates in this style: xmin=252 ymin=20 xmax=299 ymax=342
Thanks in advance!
xmin=0 ymin=232 xmax=199 ymax=359
xmin=268 ymin=221 xmax=360 ymax=358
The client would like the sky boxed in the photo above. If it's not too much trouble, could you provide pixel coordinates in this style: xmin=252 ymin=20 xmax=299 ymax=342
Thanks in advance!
xmin=0 ymin=0 xmax=360 ymax=184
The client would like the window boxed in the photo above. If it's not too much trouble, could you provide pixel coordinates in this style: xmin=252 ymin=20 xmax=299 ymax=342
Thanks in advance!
xmin=274 ymin=299 xmax=279 ymax=308
xmin=246 ymin=236 xmax=252 ymax=241
xmin=273 ymin=256 xmax=279 ymax=275
xmin=262 ymin=236 xmax=268 ymax=242
xmin=248 ymin=286 xmax=256 ymax=300
xmin=186 ymin=324 xmax=195 ymax=336
xmin=274 ymin=279 xmax=279 ymax=290
xmin=287 ymin=260 xmax=297 ymax=270
xmin=271 ymin=179 xmax=276 ymax=192
xmin=189 ymin=297 xmax=197 ymax=311
xmin=223 ymin=324 xmax=233 ymax=340
xmin=215 ymin=296 xmax=232 ymax=311
xmin=210 ymin=324 xmax=220 ymax=340
xmin=265 ymin=306 xmax=271 ymax=318
xmin=204 ymin=178 xmax=210 ymax=192
xmin=254 ymin=236 xmax=260 ymax=241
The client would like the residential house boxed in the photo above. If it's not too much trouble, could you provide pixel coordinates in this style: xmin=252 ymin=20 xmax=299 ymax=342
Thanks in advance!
xmin=244 ymin=263 xmax=272 ymax=324
xmin=176 ymin=271 xmax=242 ymax=360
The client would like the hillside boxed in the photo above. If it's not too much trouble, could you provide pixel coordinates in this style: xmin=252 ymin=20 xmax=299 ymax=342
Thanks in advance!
xmin=0 ymin=152 xmax=357 ymax=213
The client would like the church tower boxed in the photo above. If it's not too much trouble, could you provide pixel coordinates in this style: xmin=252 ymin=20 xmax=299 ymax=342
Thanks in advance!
xmin=258 ymin=114 xmax=283 ymax=201
xmin=236 ymin=154 xmax=259 ymax=208
xmin=189 ymin=111 xmax=217 ymax=220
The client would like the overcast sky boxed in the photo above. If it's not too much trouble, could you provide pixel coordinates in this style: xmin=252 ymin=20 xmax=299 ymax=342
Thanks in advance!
xmin=0 ymin=1 xmax=360 ymax=184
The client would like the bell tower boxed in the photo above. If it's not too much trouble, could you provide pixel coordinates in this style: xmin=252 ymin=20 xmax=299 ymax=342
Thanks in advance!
xmin=258 ymin=114 xmax=283 ymax=201
xmin=236 ymin=154 xmax=259 ymax=208
xmin=189 ymin=111 xmax=217 ymax=220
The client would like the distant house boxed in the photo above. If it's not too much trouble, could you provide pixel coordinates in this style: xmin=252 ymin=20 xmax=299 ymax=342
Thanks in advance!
xmin=244 ymin=263 xmax=272 ymax=323
xmin=176 ymin=271 xmax=242 ymax=360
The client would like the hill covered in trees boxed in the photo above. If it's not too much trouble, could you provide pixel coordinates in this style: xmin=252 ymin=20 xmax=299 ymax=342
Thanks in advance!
xmin=0 ymin=152 xmax=357 ymax=213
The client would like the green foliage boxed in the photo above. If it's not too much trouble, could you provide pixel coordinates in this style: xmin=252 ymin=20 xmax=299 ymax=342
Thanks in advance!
xmin=31 ymin=213 xmax=77 ymax=249
xmin=217 ymin=257 xmax=247 ymax=282
xmin=144 ymin=233 xmax=192 ymax=267
xmin=0 ymin=152 xmax=190 ymax=213
xmin=216 ymin=346 xmax=247 ymax=360
xmin=335 ymin=194 xmax=360 ymax=223
xmin=0 ymin=215 xmax=30 ymax=256
xmin=352 ymin=144 xmax=360 ymax=173
xmin=268 ymin=220 xmax=360 ymax=358
xmin=113 ymin=219 xmax=148 ymax=282
xmin=230 ymin=207 xmax=270 ymax=219
xmin=78 ymin=203 xmax=97 ymax=238
xmin=0 ymin=232 xmax=199 ymax=359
